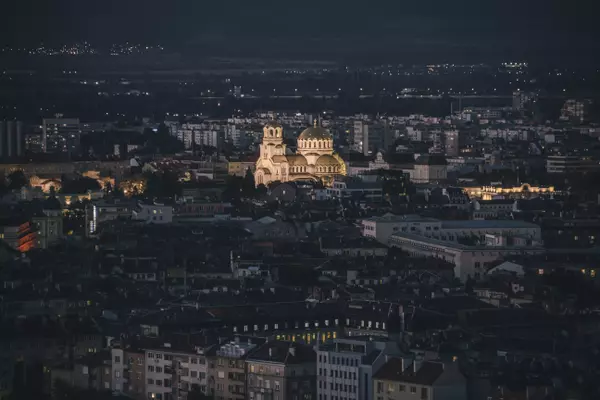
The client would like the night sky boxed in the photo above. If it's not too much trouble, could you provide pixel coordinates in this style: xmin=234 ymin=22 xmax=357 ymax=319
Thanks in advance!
xmin=3 ymin=0 xmax=599 ymax=63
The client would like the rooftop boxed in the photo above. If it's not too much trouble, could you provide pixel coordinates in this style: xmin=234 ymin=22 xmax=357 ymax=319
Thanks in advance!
xmin=363 ymin=213 xmax=439 ymax=224
xmin=246 ymin=340 xmax=316 ymax=365
xmin=440 ymin=220 xmax=540 ymax=230
xmin=374 ymin=358 xmax=445 ymax=385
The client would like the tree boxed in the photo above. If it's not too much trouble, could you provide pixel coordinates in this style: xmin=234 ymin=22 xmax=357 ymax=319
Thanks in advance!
xmin=7 ymin=170 xmax=28 ymax=190
xmin=222 ymin=175 xmax=244 ymax=203
xmin=142 ymin=124 xmax=184 ymax=154
xmin=242 ymin=168 xmax=256 ymax=198
xmin=187 ymin=384 xmax=212 ymax=400
xmin=144 ymin=171 xmax=181 ymax=199
xmin=60 ymin=177 xmax=101 ymax=194
xmin=256 ymin=184 xmax=268 ymax=197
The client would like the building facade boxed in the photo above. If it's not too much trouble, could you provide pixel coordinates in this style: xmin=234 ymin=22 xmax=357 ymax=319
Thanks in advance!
xmin=207 ymin=337 xmax=260 ymax=400
xmin=246 ymin=341 xmax=316 ymax=400
xmin=317 ymin=337 xmax=401 ymax=400
xmin=373 ymin=358 xmax=467 ymax=400
xmin=42 ymin=117 xmax=81 ymax=153
xmin=255 ymin=122 xmax=346 ymax=187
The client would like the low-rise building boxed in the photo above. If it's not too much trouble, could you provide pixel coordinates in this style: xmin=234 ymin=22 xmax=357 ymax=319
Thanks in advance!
xmin=363 ymin=215 xmax=541 ymax=245
xmin=132 ymin=202 xmax=173 ymax=224
xmin=32 ymin=197 xmax=63 ymax=248
xmin=388 ymin=232 xmax=544 ymax=282
xmin=85 ymin=198 xmax=135 ymax=236
xmin=0 ymin=217 xmax=36 ymax=252
xmin=326 ymin=178 xmax=384 ymax=202
xmin=49 ymin=352 xmax=113 ymax=392
xmin=373 ymin=358 xmax=466 ymax=400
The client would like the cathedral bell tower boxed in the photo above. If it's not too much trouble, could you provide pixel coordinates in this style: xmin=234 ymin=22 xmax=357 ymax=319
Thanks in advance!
xmin=259 ymin=122 xmax=285 ymax=160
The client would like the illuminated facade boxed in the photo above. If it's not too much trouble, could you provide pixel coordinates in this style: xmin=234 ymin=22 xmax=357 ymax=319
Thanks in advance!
xmin=0 ymin=220 xmax=36 ymax=252
xmin=462 ymin=183 xmax=555 ymax=200
xmin=255 ymin=122 xmax=346 ymax=187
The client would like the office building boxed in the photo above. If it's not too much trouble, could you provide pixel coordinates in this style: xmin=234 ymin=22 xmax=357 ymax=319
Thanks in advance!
xmin=353 ymin=121 xmax=369 ymax=155
xmin=317 ymin=337 xmax=403 ymax=400
xmin=512 ymin=91 xmax=537 ymax=112
xmin=42 ymin=116 xmax=81 ymax=153
xmin=443 ymin=130 xmax=459 ymax=157
xmin=560 ymin=99 xmax=591 ymax=123
xmin=546 ymin=155 xmax=600 ymax=174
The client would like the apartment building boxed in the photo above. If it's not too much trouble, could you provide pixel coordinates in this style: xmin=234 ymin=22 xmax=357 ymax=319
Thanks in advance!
xmin=207 ymin=336 xmax=264 ymax=400
xmin=317 ymin=337 xmax=403 ymax=400
xmin=373 ymin=358 xmax=466 ymax=400
xmin=246 ymin=341 xmax=316 ymax=400
xmin=111 ymin=346 xmax=146 ymax=400
xmin=144 ymin=341 xmax=210 ymax=400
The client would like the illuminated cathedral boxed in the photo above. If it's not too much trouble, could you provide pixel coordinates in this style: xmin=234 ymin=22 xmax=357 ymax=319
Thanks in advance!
xmin=254 ymin=122 xmax=346 ymax=186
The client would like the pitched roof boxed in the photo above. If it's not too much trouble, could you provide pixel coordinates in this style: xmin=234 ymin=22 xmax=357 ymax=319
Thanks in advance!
xmin=374 ymin=358 xmax=445 ymax=386
xmin=247 ymin=340 xmax=316 ymax=365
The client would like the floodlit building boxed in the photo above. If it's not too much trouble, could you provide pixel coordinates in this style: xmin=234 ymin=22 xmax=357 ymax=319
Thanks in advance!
xmin=255 ymin=122 xmax=346 ymax=187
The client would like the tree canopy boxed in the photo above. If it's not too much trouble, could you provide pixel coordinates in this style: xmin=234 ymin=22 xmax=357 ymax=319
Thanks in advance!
xmin=7 ymin=170 xmax=28 ymax=190
xmin=60 ymin=177 xmax=102 ymax=194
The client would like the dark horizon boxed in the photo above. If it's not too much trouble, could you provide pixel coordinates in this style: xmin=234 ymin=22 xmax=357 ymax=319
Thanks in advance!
xmin=2 ymin=0 xmax=599 ymax=65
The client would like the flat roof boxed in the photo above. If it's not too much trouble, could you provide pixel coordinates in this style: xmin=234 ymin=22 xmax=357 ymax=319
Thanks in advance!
xmin=441 ymin=220 xmax=540 ymax=229
xmin=363 ymin=213 xmax=439 ymax=223
xmin=389 ymin=232 xmax=545 ymax=252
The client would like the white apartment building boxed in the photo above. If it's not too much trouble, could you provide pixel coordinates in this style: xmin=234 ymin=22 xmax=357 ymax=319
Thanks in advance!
xmin=362 ymin=214 xmax=443 ymax=243
xmin=362 ymin=214 xmax=541 ymax=244
xmin=317 ymin=337 xmax=403 ymax=400
xmin=546 ymin=155 xmax=600 ymax=174
xmin=388 ymin=232 xmax=544 ymax=282
xmin=145 ymin=344 xmax=210 ymax=400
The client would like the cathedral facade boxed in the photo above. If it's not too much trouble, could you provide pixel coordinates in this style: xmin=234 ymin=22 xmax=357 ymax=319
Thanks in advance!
xmin=255 ymin=122 xmax=346 ymax=186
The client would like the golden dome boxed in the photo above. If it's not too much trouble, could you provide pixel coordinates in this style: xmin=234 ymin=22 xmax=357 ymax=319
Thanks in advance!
xmin=298 ymin=126 xmax=332 ymax=140
xmin=315 ymin=154 xmax=340 ymax=166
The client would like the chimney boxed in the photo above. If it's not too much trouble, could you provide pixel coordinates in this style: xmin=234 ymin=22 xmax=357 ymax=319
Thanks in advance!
xmin=399 ymin=305 xmax=405 ymax=332
xmin=413 ymin=358 xmax=422 ymax=373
